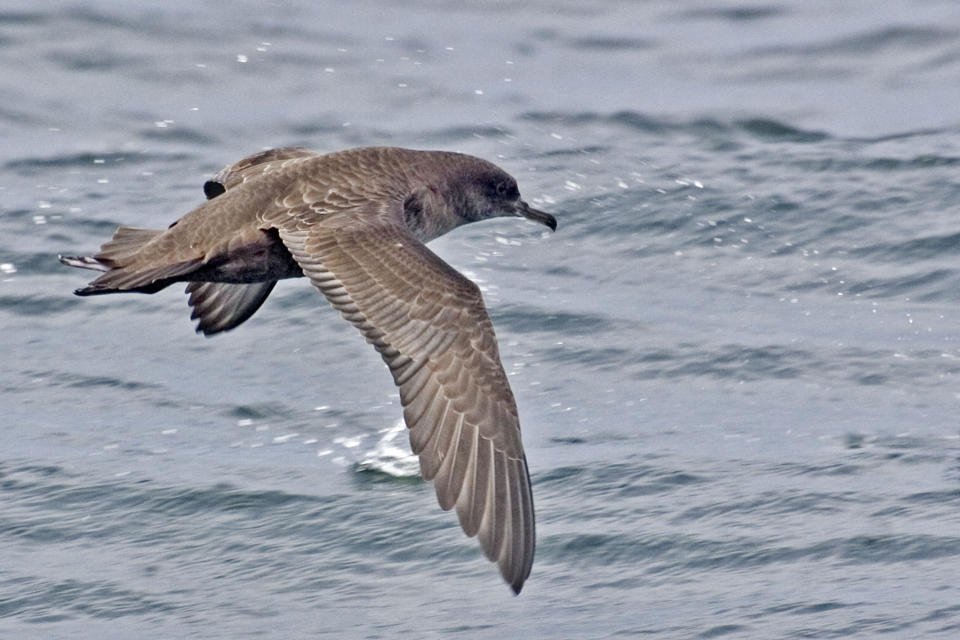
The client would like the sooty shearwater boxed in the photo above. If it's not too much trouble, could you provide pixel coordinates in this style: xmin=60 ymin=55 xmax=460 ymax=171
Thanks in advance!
xmin=59 ymin=146 xmax=557 ymax=594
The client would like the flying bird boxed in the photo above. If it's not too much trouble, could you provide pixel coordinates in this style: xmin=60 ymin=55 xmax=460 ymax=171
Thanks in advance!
xmin=59 ymin=146 xmax=556 ymax=594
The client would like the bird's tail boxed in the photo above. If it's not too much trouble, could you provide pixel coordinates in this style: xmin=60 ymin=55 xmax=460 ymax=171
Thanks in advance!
xmin=58 ymin=255 xmax=110 ymax=272
xmin=59 ymin=226 xmax=198 ymax=296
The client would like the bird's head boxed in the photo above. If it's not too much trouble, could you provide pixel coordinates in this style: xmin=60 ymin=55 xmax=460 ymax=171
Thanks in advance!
xmin=453 ymin=160 xmax=557 ymax=232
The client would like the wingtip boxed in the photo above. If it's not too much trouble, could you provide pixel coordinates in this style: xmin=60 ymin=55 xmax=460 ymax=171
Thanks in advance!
xmin=203 ymin=180 xmax=226 ymax=199
xmin=194 ymin=321 xmax=218 ymax=337
xmin=505 ymin=562 xmax=531 ymax=595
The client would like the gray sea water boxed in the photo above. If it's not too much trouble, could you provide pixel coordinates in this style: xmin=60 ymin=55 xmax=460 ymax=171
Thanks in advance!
xmin=4 ymin=1 xmax=960 ymax=638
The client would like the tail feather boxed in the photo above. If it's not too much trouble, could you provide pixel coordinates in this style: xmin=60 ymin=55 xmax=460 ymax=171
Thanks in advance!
xmin=93 ymin=226 xmax=165 ymax=266
xmin=71 ymin=260 xmax=202 ymax=296
xmin=61 ymin=226 xmax=200 ymax=296
xmin=58 ymin=255 xmax=110 ymax=272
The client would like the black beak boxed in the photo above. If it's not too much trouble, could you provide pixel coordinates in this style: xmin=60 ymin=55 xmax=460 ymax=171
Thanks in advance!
xmin=516 ymin=201 xmax=557 ymax=231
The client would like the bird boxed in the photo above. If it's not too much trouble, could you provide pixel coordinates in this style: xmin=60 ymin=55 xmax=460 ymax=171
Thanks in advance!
xmin=59 ymin=146 xmax=557 ymax=594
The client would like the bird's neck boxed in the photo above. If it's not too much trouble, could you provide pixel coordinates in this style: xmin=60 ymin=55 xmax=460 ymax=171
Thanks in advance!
xmin=402 ymin=185 xmax=466 ymax=243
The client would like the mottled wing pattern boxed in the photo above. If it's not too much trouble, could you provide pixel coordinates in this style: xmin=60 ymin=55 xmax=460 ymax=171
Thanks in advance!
xmin=267 ymin=202 xmax=535 ymax=593
xmin=204 ymin=147 xmax=318 ymax=198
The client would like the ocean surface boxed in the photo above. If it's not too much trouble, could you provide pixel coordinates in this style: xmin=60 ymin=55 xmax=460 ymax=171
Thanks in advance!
xmin=3 ymin=1 xmax=960 ymax=638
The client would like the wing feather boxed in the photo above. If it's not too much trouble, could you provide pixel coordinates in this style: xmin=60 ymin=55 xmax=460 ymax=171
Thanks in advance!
xmin=186 ymin=281 xmax=277 ymax=334
xmin=204 ymin=147 xmax=317 ymax=197
xmin=270 ymin=204 xmax=535 ymax=593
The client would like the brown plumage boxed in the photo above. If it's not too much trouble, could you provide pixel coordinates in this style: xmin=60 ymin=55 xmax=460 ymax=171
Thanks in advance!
xmin=59 ymin=146 xmax=556 ymax=594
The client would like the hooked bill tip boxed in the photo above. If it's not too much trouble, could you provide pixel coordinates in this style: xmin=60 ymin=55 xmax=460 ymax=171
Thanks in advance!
xmin=518 ymin=203 xmax=557 ymax=231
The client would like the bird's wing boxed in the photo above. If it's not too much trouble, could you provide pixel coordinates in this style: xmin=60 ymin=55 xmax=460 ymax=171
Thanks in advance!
xmin=268 ymin=202 xmax=535 ymax=593
xmin=204 ymin=147 xmax=318 ymax=199
xmin=186 ymin=281 xmax=277 ymax=335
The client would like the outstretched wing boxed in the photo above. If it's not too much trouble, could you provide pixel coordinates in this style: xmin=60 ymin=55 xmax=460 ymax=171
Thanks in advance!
xmin=271 ymin=203 xmax=535 ymax=593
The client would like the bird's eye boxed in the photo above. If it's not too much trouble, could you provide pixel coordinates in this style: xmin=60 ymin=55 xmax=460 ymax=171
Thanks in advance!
xmin=492 ymin=180 xmax=518 ymax=198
